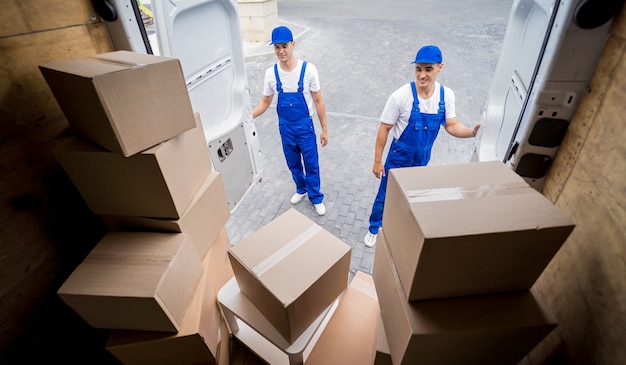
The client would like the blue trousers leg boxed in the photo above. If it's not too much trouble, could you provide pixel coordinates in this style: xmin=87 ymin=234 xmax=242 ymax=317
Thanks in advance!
xmin=368 ymin=172 xmax=389 ymax=234
xmin=281 ymin=138 xmax=306 ymax=194
xmin=299 ymin=132 xmax=323 ymax=204
xmin=280 ymin=121 xmax=323 ymax=203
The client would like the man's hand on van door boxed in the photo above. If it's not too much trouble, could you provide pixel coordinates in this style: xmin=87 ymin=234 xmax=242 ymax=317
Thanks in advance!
xmin=472 ymin=123 xmax=481 ymax=137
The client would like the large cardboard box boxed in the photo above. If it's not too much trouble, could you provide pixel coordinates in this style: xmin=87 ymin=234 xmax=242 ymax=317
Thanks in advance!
xmin=103 ymin=171 xmax=230 ymax=260
xmin=373 ymin=230 xmax=558 ymax=365
xmin=58 ymin=232 xmax=202 ymax=332
xmin=383 ymin=161 xmax=575 ymax=301
xmin=106 ymin=227 xmax=233 ymax=365
xmin=54 ymin=114 xmax=212 ymax=218
xmin=305 ymin=271 xmax=380 ymax=365
xmin=228 ymin=208 xmax=351 ymax=343
xmin=39 ymin=51 xmax=196 ymax=157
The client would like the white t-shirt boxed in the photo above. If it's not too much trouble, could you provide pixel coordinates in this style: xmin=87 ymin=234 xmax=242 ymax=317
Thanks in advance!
xmin=380 ymin=81 xmax=456 ymax=140
xmin=262 ymin=59 xmax=320 ymax=117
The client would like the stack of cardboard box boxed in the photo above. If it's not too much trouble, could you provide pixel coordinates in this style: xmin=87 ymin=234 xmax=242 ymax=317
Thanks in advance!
xmin=39 ymin=51 xmax=232 ymax=365
xmin=372 ymin=161 xmax=575 ymax=365
xmin=223 ymin=208 xmax=353 ymax=364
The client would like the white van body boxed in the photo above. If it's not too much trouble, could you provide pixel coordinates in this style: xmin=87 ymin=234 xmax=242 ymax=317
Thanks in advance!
xmin=473 ymin=0 xmax=620 ymax=191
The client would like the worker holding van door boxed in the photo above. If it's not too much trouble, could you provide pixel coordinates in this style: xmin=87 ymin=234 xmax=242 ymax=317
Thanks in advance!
xmin=252 ymin=26 xmax=329 ymax=216
xmin=363 ymin=45 xmax=480 ymax=247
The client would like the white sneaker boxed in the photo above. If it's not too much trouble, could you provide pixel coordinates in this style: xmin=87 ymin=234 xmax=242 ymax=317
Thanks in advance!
xmin=291 ymin=192 xmax=307 ymax=204
xmin=314 ymin=202 xmax=326 ymax=216
xmin=364 ymin=232 xmax=378 ymax=248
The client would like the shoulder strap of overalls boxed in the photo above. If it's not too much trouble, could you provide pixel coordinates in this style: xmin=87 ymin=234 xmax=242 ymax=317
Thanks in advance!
xmin=273 ymin=64 xmax=283 ymax=93
xmin=274 ymin=61 xmax=308 ymax=93
xmin=438 ymin=85 xmax=446 ymax=126
xmin=298 ymin=61 xmax=308 ymax=93
xmin=410 ymin=81 xmax=419 ymax=112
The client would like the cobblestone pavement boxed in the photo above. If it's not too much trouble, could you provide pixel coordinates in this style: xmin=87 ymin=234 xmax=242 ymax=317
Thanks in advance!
xmin=226 ymin=0 xmax=513 ymax=279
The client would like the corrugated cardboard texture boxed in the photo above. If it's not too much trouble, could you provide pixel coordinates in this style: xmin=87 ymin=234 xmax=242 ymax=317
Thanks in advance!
xmin=103 ymin=170 xmax=230 ymax=260
xmin=58 ymin=232 xmax=202 ymax=332
xmin=54 ymin=117 xmax=212 ymax=218
xmin=39 ymin=50 xmax=196 ymax=156
xmin=106 ymin=227 xmax=233 ymax=365
xmin=373 ymin=230 xmax=558 ymax=365
xmin=305 ymin=271 xmax=380 ymax=365
xmin=228 ymin=208 xmax=351 ymax=343
xmin=383 ymin=161 xmax=575 ymax=300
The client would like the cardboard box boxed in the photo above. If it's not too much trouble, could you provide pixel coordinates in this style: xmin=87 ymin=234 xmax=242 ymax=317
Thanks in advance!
xmin=373 ymin=230 xmax=558 ymax=365
xmin=216 ymin=276 xmax=339 ymax=365
xmin=383 ymin=161 xmax=575 ymax=301
xmin=103 ymin=171 xmax=230 ymax=260
xmin=54 ymin=114 xmax=212 ymax=218
xmin=305 ymin=271 xmax=380 ymax=365
xmin=58 ymin=232 xmax=202 ymax=332
xmin=106 ymin=227 xmax=233 ymax=365
xmin=39 ymin=51 xmax=196 ymax=157
xmin=373 ymin=317 xmax=392 ymax=365
xmin=228 ymin=208 xmax=351 ymax=343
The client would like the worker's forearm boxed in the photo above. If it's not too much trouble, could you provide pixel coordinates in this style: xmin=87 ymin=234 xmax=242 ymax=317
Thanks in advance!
xmin=445 ymin=118 xmax=479 ymax=138
xmin=374 ymin=127 xmax=389 ymax=163
xmin=252 ymin=103 xmax=266 ymax=118
xmin=315 ymin=103 xmax=327 ymax=131
xmin=252 ymin=98 xmax=271 ymax=118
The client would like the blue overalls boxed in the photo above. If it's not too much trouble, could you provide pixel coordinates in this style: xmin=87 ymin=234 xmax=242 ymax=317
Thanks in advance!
xmin=368 ymin=82 xmax=446 ymax=234
xmin=274 ymin=62 xmax=324 ymax=204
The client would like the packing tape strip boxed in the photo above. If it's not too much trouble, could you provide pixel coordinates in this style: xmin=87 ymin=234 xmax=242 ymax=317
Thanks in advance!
xmin=405 ymin=182 xmax=531 ymax=203
xmin=252 ymin=224 xmax=322 ymax=277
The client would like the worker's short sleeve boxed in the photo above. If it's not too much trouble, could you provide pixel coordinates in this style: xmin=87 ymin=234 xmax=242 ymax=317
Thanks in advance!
xmin=380 ymin=84 xmax=412 ymax=126
xmin=444 ymin=85 xmax=456 ymax=119
xmin=262 ymin=67 xmax=276 ymax=96
xmin=306 ymin=63 xmax=321 ymax=93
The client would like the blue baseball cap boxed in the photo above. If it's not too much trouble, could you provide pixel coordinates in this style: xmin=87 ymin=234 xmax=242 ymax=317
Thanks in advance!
xmin=412 ymin=45 xmax=443 ymax=64
xmin=270 ymin=26 xmax=294 ymax=45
